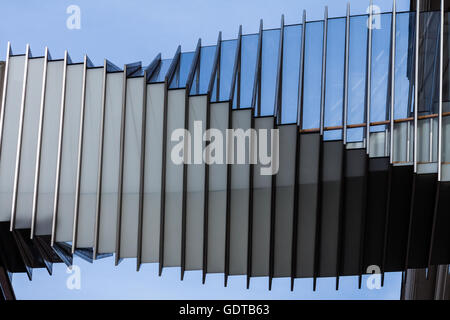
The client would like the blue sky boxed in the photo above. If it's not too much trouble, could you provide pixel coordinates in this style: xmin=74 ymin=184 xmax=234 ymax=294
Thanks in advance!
xmin=3 ymin=0 xmax=409 ymax=299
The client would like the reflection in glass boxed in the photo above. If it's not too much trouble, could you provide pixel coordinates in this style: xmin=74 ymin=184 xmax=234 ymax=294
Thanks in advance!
xmin=170 ymin=52 xmax=194 ymax=89
xmin=190 ymin=46 xmax=216 ymax=95
xmin=370 ymin=13 xmax=392 ymax=132
xmin=302 ymin=21 xmax=324 ymax=130
xmin=417 ymin=11 xmax=441 ymax=116
xmin=394 ymin=12 xmax=415 ymax=120
xmin=149 ymin=59 xmax=172 ymax=83
xmin=281 ymin=24 xmax=302 ymax=124
xmin=237 ymin=34 xmax=258 ymax=108
xmin=324 ymin=18 xmax=345 ymax=140
xmin=347 ymin=15 xmax=368 ymax=142
xmin=216 ymin=40 xmax=237 ymax=102
xmin=260 ymin=29 xmax=280 ymax=116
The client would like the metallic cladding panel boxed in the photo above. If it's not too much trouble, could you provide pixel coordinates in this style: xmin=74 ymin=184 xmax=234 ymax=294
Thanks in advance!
xmin=363 ymin=156 xmax=390 ymax=271
xmin=273 ymin=124 xmax=296 ymax=278
xmin=76 ymin=67 xmax=103 ymax=248
xmin=296 ymin=133 xmax=320 ymax=278
xmin=163 ymin=89 xmax=185 ymax=267
xmin=407 ymin=172 xmax=438 ymax=269
xmin=429 ymin=182 xmax=450 ymax=265
xmin=251 ymin=117 xmax=273 ymax=277
xmin=206 ymin=102 xmax=229 ymax=273
xmin=98 ymin=72 xmax=123 ymax=254
xmin=15 ymin=57 xmax=45 ymax=229
xmin=119 ymin=77 xmax=144 ymax=258
xmin=185 ymin=95 xmax=207 ymax=271
xmin=318 ymin=140 xmax=344 ymax=277
xmin=0 ymin=56 xmax=25 ymax=222
xmin=141 ymin=83 xmax=164 ymax=263
xmin=55 ymin=64 xmax=83 ymax=242
xmin=384 ymin=164 xmax=414 ymax=272
xmin=229 ymin=108 xmax=251 ymax=275
xmin=340 ymin=148 xmax=367 ymax=276
xmin=35 ymin=60 xmax=64 ymax=236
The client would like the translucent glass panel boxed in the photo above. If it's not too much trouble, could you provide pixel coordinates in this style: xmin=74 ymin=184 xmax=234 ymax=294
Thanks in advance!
xmin=76 ymin=67 xmax=103 ymax=248
xmin=302 ymin=21 xmax=324 ymax=130
xmin=207 ymin=102 xmax=229 ymax=273
xmin=236 ymin=34 xmax=258 ymax=108
xmin=56 ymin=63 xmax=83 ymax=242
xmin=35 ymin=60 xmax=64 ymax=236
xmin=98 ymin=72 xmax=123 ymax=254
xmin=274 ymin=124 xmax=296 ymax=278
xmin=190 ymin=46 xmax=216 ymax=95
xmin=164 ymin=89 xmax=185 ymax=267
xmin=169 ymin=52 xmax=194 ymax=89
xmin=393 ymin=12 xmax=415 ymax=163
xmin=417 ymin=11 xmax=440 ymax=164
xmin=119 ymin=77 xmax=144 ymax=258
xmin=394 ymin=12 xmax=415 ymax=120
xmin=260 ymin=29 xmax=280 ymax=116
xmin=217 ymin=40 xmax=237 ymax=102
xmin=347 ymin=15 xmax=368 ymax=142
xmin=370 ymin=13 xmax=392 ymax=133
xmin=16 ymin=57 xmax=45 ymax=229
xmin=0 ymin=55 xmax=25 ymax=222
xmin=281 ymin=24 xmax=302 ymax=124
xmin=251 ymin=117 xmax=273 ymax=277
xmin=141 ymin=83 xmax=164 ymax=263
xmin=443 ymin=12 xmax=450 ymax=166
xmin=149 ymin=59 xmax=172 ymax=83
xmin=324 ymin=18 xmax=345 ymax=141
xmin=229 ymin=108 xmax=251 ymax=275
xmin=417 ymin=11 xmax=440 ymax=115
xmin=185 ymin=95 xmax=207 ymax=270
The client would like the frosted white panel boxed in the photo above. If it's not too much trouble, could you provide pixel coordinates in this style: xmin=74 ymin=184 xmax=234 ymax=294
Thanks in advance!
xmin=163 ymin=89 xmax=185 ymax=267
xmin=55 ymin=64 xmax=83 ymax=242
xmin=185 ymin=95 xmax=207 ymax=271
xmin=141 ymin=83 xmax=164 ymax=263
xmin=76 ymin=68 xmax=103 ymax=248
xmin=369 ymin=131 xmax=386 ymax=158
xmin=393 ymin=122 xmax=409 ymax=162
xmin=251 ymin=117 xmax=273 ymax=277
xmin=274 ymin=124 xmax=296 ymax=278
xmin=417 ymin=118 xmax=438 ymax=163
xmin=36 ymin=60 xmax=64 ymax=235
xmin=229 ymin=108 xmax=251 ymax=275
xmin=0 ymin=56 xmax=25 ymax=222
xmin=119 ymin=77 xmax=144 ymax=258
xmin=16 ymin=57 xmax=45 ymax=229
xmin=207 ymin=102 xmax=229 ymax=273
xmin=296 ymin=133 xmax=320 ymax=278
xmin=98 ymin=72 xmax=123 ymax=254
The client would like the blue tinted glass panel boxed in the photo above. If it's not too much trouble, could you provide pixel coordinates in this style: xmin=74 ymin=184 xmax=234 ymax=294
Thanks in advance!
xmin=190 ymin=46 xmax=216 ymax=95
xmin=302 ymin=21 xmax=323 ymax=129
xmin=281 ymin=24 xmax=301 ymax=124
xmin=238 ymin=34 xmax=258 ymax=108
xmin=260 ymin=29 xmax=280 ymax=116
xmin=149 ymin=59 xmax=172 ymax=83
xmin=324 ymin=18 xmax=345 ymax=140
xmin=347 ymin=15 xmax=368 ymax=142
xmin=394 ymin=12 xmax=415 ymax=119
xmin=417 ymin=11 xmax=440 ymax=115
xmin=370 ymin=13 xmax=392 ymax=132
xmin=169 ymin=52 xmax=194 ymax=88
xmin=218 ymin=39 xmax=237 ymax=102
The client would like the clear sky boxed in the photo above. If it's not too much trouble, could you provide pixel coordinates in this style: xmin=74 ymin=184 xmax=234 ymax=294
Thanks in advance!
xmin=3 ymin=0 xmax=410 ymax=299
